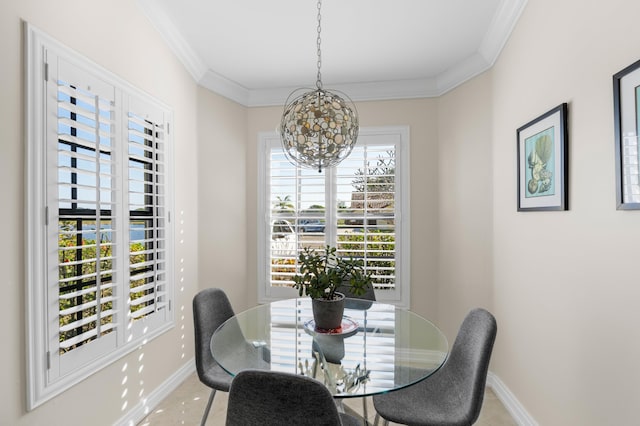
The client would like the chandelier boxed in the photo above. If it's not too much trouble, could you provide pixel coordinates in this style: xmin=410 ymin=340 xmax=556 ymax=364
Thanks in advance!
xmin=280 ymin=0 xmax=359 ymax=172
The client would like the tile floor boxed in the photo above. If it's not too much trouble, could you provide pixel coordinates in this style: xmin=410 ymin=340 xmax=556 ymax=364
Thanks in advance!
xmin=138 ymin=372 xmax=517 ymax=425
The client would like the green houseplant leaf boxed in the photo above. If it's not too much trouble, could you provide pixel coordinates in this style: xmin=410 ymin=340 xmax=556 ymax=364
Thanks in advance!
xmin=292 ymin=245 xmax=372 ymax=300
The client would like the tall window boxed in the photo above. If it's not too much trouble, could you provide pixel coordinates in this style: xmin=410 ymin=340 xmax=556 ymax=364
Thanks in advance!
xmin=258 ymin=127 xmax=410 ymax=306
xmin=26 ymin=25 xmax=173 ymax=409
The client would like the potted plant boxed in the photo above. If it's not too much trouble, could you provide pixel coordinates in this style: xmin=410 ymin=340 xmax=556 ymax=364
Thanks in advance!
xmin=293 ymin=245 xmax=372 ymax=330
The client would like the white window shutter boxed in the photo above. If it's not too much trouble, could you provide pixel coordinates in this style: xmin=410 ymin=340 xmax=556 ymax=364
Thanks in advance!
xmin=259 ymin=127 xmax=409 ymax=305
xmin=50 ymin=55 xmax=119 ymax=378
xmin=125 ymin=95 xmax=171 ymax=337
xmin=26 ymin=24 xmax=174 ymax=409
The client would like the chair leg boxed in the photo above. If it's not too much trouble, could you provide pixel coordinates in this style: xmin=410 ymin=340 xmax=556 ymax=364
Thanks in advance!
xmin=373 ymin=413 xmax=388 ymax=426
xmin=362 ymin=397 xmax=369 ymax=424
xmin=200 ymin=389 xmax=216 ymax=426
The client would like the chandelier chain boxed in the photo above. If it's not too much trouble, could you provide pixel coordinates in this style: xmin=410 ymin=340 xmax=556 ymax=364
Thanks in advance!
xmin=316 ymin=0 xmax=322 ymax=89
xmin=280 ymin=0 xmax=358 ymax=172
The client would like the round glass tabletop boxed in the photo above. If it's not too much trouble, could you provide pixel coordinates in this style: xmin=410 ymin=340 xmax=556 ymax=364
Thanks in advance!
xmin=211 ymin=298 xmax=448 ymax=398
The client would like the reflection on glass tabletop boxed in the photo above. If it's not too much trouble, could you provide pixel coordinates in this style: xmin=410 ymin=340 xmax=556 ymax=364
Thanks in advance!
xmin=211 ymin=298 xmax=448 ymax=398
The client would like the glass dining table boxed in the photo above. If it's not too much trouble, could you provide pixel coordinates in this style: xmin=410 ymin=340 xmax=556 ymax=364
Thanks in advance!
xmin=210 ymin=297 xmax=448 ymax=399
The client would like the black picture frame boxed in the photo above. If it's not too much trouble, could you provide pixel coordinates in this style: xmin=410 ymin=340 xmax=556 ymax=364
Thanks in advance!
xmin=516 ymin=103 xmax=568 ymax=211
xmin=613 ymin=59 xmax=640 ymax=210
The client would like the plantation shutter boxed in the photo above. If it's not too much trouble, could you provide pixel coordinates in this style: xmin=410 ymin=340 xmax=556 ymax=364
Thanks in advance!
xmin=261 ymin=128 xmax=406 ymax=303
xmin=268 ymin=148 xmax=326 ymax=290
xmin=335 ymin=142 xmax=397 ymax=290
xmin=51 ymin=57 xmax=119 ymax=377
xmin=127 ymin=97 xmax=170 ymax=326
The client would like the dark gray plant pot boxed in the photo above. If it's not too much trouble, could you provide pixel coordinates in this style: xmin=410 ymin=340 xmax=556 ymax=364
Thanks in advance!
xmin=311 ymin=292 xmax=345 ymax=330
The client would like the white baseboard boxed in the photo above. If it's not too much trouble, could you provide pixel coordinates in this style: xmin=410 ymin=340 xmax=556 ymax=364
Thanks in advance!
xmin=487 ymin=371 xmax=537 ymax=426
xmin=113 ymin=359 xmax=196 ymax=426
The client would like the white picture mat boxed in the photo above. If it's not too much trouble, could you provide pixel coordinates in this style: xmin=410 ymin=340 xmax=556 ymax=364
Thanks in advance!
xmin=620 ymin=69 xmax=640 ymax=136
xmin=518 ymin=111 xmax=563 ymax=209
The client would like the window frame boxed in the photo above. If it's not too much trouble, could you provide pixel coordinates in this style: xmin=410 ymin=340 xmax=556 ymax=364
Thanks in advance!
xmin=257 ymin=126 xmax=410 ymax=307
xmin=25 ymin=24 xmax=175 ymax=409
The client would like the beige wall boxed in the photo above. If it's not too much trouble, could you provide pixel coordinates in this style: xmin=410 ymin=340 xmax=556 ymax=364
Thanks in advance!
xmin=197 ymin=88 xmax=250 ymax=311
xmin=436 ymin=72 xmax=494 ymax=341
xmin=490 ymin=0 xmax=640 ymax=424
xmin=0 ymin=0 xmax=201 ymax=424
xmin=245 ymin=106 xmax=279 ymax=308
xmin=427 ymin=1 xmax=640 ymax=422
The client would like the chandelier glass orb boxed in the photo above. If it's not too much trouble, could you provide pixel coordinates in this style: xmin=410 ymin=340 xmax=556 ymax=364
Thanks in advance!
xmin=280 ymin=0 xmax=359 ymax=172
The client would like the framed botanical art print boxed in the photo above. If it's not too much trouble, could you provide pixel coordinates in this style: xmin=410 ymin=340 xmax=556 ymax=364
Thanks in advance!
xmin=516 ymin=103 xmax=568 ymax=211
xmin=613 ymin=59 xmax=640 ymax=210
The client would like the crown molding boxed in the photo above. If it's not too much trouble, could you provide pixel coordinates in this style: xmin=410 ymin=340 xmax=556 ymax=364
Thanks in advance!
xmin=480 ymin=0 xmax=528 ymax=65
xmin=435 ymin=53 xmax=493 ymax=95
xmin=136 ymin=0 xmax=208 ymax=82
xmin=138 ymin=0 xmax=528 ymax=107
xmin=246 ymin=78 xmax=441 ymax=107
xmin=200 ymin=69 xmax=251 ymax=106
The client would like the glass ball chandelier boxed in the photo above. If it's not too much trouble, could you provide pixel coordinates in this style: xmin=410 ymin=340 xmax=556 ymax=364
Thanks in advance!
xmin=280 ymin=0 xmax=359 ymax=172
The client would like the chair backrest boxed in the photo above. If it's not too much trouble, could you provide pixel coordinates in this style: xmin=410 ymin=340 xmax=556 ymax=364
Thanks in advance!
xmin=192 ymin=288 xmax=235 ymax=382
xmin=438 ymin=308 xmax=497 ymax=424
xmin=336 ymin=282 xmax=376 ymax=310
xmin=225 ymin=370 xmax=344 ymax=426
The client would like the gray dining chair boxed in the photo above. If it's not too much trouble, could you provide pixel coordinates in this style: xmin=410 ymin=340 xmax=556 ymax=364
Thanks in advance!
xmin=193 ymin=288 xmax=236 ymax=426
xmin=336 ymin=282 xmax=376 ymax=310
xmin=225 ymin=369 xmax=362 ymax=426
xmin=372 ymin=308 xmax=497 ymax=426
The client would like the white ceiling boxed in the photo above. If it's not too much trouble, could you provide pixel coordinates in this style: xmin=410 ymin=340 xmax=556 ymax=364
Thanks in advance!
xmin=137 ymin=0 xmax=528 ymax=106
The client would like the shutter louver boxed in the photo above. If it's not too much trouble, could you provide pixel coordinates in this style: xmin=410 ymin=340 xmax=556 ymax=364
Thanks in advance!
xmin=128 ymin=110 xmax=168 ymax=319
xmin=57 ymin=79 xmax=117 ymax=354
xmin=336 ymin=145 xmax=397 ymax=290
xmin=268 ymin=151 xmax=327 ymax=288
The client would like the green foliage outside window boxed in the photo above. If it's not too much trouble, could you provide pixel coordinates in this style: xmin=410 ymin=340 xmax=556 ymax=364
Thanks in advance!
xmin=270 ymin=232 xmax=396 ymax=288
xmin=58 ymin=220 xmax=149 ymax=353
